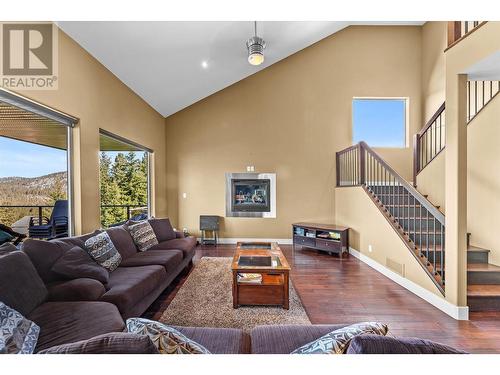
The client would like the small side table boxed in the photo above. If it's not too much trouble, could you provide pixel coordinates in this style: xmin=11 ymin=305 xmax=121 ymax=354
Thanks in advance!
xmin=200 ymin=215 xmax=219 ymax=246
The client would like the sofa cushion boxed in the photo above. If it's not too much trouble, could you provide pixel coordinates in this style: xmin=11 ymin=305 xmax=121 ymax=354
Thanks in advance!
xmin=84 ymin=232 xmax=122 ymax=272
xmin=128 ymin=221 xmax=159 ymax=252
xmin=120 ymin=249 xmax=183 ymax=271
xmin=346 ymin=334 xmax=468 ymax=354
xmin=22 ymin=239 xmax=73 ymax=283
xmin=149 ymin=236 xmax=197 ymax=259
xmin=0 ymin=302 xmax=40 ymax=354
xmin=57 ymin=230 xmax=102 ymax=250
xmin=51 ymin=246 xmax=109 ymax=283
xmin=29 ymin=301 xmax=125 ymax=352
xmin=251 ymin=324 xmax=348 ymax=354
xmin=127 ymin=318 xmax=211 ymax=354
xmin=100 ymin=265 xmax=167 ymax=315
xmin=0 ymin=251 xmax=48 ymax=316
xmin=291 ymin=322 xmax=388 ymax=354
xmin=149 ymin=218 xmax=176 ymax=242
xmin=38 ymin=332 xmax=159 ymax=354
xmin=105 ymin=226 xmax=138 ymax=259
xmin=47 ymin=278 xmax=106 ymax=302
xmin=174 ymin=326 xmax=251 ymax=354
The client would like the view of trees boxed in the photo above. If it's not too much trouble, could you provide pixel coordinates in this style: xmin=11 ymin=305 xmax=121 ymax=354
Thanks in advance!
xmin=99 ymin=151 xmax=149 ymax=227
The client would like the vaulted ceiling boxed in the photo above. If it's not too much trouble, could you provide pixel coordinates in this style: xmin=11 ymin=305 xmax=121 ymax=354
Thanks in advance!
xmin=58 ymin=21 xmax=423 ymax=117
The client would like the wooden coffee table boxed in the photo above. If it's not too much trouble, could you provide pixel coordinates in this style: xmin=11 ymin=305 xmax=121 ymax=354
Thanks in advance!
xmin=232 ymin=242 xmax=291 ymax=309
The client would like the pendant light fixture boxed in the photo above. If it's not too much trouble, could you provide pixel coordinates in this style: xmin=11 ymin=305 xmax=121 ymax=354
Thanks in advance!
xmin=246 ymin=21 xmax=266 ymax=66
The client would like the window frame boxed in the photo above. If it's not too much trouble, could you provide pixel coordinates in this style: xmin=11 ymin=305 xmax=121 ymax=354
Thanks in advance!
xmin=352 ymin=97 xmax=409 ymax=149
xmin=98 ymin=129 xmax=154 ymax=224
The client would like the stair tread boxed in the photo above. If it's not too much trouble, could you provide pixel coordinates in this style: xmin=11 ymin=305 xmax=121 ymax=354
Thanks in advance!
xmin=468 ymin=285 xmax=500 ymax=297
xmin=468 ymin=245 xmax=491 ymax=253
xmin=414 ymin=245 xmax=489 ymax=253
xmin=468 ymin=263 xmax=500 ymax=272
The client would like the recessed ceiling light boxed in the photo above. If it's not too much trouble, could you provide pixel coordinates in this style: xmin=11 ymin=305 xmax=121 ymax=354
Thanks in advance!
xmin=201 ymin=60 xmax=208 ymax=69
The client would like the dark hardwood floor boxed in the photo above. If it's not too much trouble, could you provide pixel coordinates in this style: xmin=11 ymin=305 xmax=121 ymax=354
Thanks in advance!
xmin=144 ymin=244 xmax=500 ymax=354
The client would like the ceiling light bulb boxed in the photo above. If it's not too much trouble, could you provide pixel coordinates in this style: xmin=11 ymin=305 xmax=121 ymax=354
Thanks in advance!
xmin=201 ymin=60 xmax=208 ymax=69
xmin=246 ymin=36 xmax=266 ymax=66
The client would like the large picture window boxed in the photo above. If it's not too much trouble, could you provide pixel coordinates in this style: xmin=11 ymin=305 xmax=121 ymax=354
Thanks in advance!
xmin=99 ymin=130 xmax=152 ymax=228
xmin=352 ymin=98 xmax=408 ymax=148
xmin=0 ymin=89 xmax=77 ymax=241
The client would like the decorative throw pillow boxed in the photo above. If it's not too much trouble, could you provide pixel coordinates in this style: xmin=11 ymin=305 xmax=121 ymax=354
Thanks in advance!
xmin=291 ymin=322 xmax=388 ymax=354
xmin=0 ymin=302 xmax=40 ymax=354
xmin=128 ymin=221 xmax=159 ymax=252
xmin=84 ymin=232 xmax=122 ymax=272
xmin=51 ymin=246 xmax=109 ymax=283
xmin=148 ymin=218 xmax=176 ymax=242
xmin=126 ymin=318 xmax=211 ymax=354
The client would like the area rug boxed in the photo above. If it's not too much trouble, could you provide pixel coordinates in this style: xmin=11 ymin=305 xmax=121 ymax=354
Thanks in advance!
xmin=159 ymin=257 xmax=311 ymax=331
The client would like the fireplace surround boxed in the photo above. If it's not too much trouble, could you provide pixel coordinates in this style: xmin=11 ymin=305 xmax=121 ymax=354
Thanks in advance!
xmin=225 ymin=172 xmax=276 ymax=217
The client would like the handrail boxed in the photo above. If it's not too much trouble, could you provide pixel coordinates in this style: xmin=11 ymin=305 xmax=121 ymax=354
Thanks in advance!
xmin=417 ymin=102 xmax=446 ymax=138
xmin=360 ymin=142 xmax=445 ymax=225
xmin=446 ymin=21 xmax=486 ymax=50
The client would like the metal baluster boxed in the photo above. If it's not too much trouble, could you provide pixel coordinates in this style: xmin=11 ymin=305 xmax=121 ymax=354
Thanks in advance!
xmin=426 ymin=209 xmax=429 ymax=261
xmin=475 ymin=80 xmax=478 ymax=117
xmin=482 ymin=80 xmax=485 ymax=107
xmin=433 ymin=217 xmax=437 ymax=273
xmin=467 ymin=81 xmax=470 ymax=121
xmin=441 ymin=226 xmax=444 ymax=282
xmin=419 ymin=198 xmax=422 ymax=256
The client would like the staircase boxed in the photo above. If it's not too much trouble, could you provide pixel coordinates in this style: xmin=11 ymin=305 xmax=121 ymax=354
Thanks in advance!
xmin=337 ymin=21 xmax=500 ymax=311
xmin=337 ymin=142 xmax=446 ymax=295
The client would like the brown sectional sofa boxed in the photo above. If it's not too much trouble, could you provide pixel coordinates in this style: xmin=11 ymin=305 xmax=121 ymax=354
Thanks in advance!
xmin=22 ymin=223 xmax=196 ymax=319
xmin=0 ymin=221 xmax=465 ymax=354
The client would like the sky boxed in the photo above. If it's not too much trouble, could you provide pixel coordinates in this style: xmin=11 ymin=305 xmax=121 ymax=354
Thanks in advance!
xmin=0 ymin=137 xmax=67 ymax=178
xmin=352 ymin=99 xmax=406 ymax=147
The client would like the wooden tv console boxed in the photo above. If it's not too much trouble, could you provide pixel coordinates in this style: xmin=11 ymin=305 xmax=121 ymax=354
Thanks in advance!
xmin=292 ymin=222 xmax=349 ymax=256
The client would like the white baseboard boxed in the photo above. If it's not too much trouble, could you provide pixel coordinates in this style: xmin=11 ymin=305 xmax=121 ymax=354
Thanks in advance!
xmin=349 ymin=247 xmax=469 ymax=321
xmin=197 ymin=238 xmax=293 ymax=245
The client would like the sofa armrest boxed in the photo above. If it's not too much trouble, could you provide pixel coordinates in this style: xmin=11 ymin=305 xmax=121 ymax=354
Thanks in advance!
xmin=174 ymin=230 xmax=185 ymax=238
xmin=38 ymin=332 xmax=159 ymax=354
xmin=47 ymin=278 xmax=106 ymax=302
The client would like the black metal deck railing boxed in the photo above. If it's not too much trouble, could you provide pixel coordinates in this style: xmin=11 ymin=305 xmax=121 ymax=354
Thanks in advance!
xmin=0 ymin=204 xmax=147 ymax=228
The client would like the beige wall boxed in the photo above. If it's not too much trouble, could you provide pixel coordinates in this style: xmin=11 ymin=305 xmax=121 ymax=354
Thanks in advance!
xmin=16 ymin=29 xmax=167 ymax=234
xmin=335 ymin=187 xmax=443 ymax=297
xmin=421 ymin=22 xmax=447 ymax=123
xmin=468 ymin=96 xmax=500 ymax=266
xmin=415 ymin=22 xmax=446 ymax=213
xmin=416 ymin=150 xmax=445 ymax=212
xmin=166 ymin=26 xmax=423 ymax=238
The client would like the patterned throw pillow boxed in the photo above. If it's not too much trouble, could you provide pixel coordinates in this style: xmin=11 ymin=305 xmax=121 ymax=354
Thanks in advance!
xmin=0 ymin=302 xmax=40 ymax=354
xmin=128 ymin=221 xmax=159 ymax=252
xmin=126 ymin=318 xmax=211 ymax=354
xmin=291 ymin=322 xmax=388 ymax=354
xmin=84 ymin=232 xmax=122 ymax=272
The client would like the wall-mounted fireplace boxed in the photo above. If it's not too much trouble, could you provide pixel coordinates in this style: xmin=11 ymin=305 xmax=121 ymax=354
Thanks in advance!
xmin=225 ymin=173 xmax=276 ymax=218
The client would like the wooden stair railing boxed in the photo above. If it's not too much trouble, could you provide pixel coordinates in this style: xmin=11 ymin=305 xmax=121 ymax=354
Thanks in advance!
xmin=413 ymin=80 xmax=500 ymax=184
xmin=447 ymin=21 xmax=486 ymax=50
xmin=413 ymin=102 xmax=446 ymax=185
xmin=337 ymin=142 xmax=446 ymax=295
